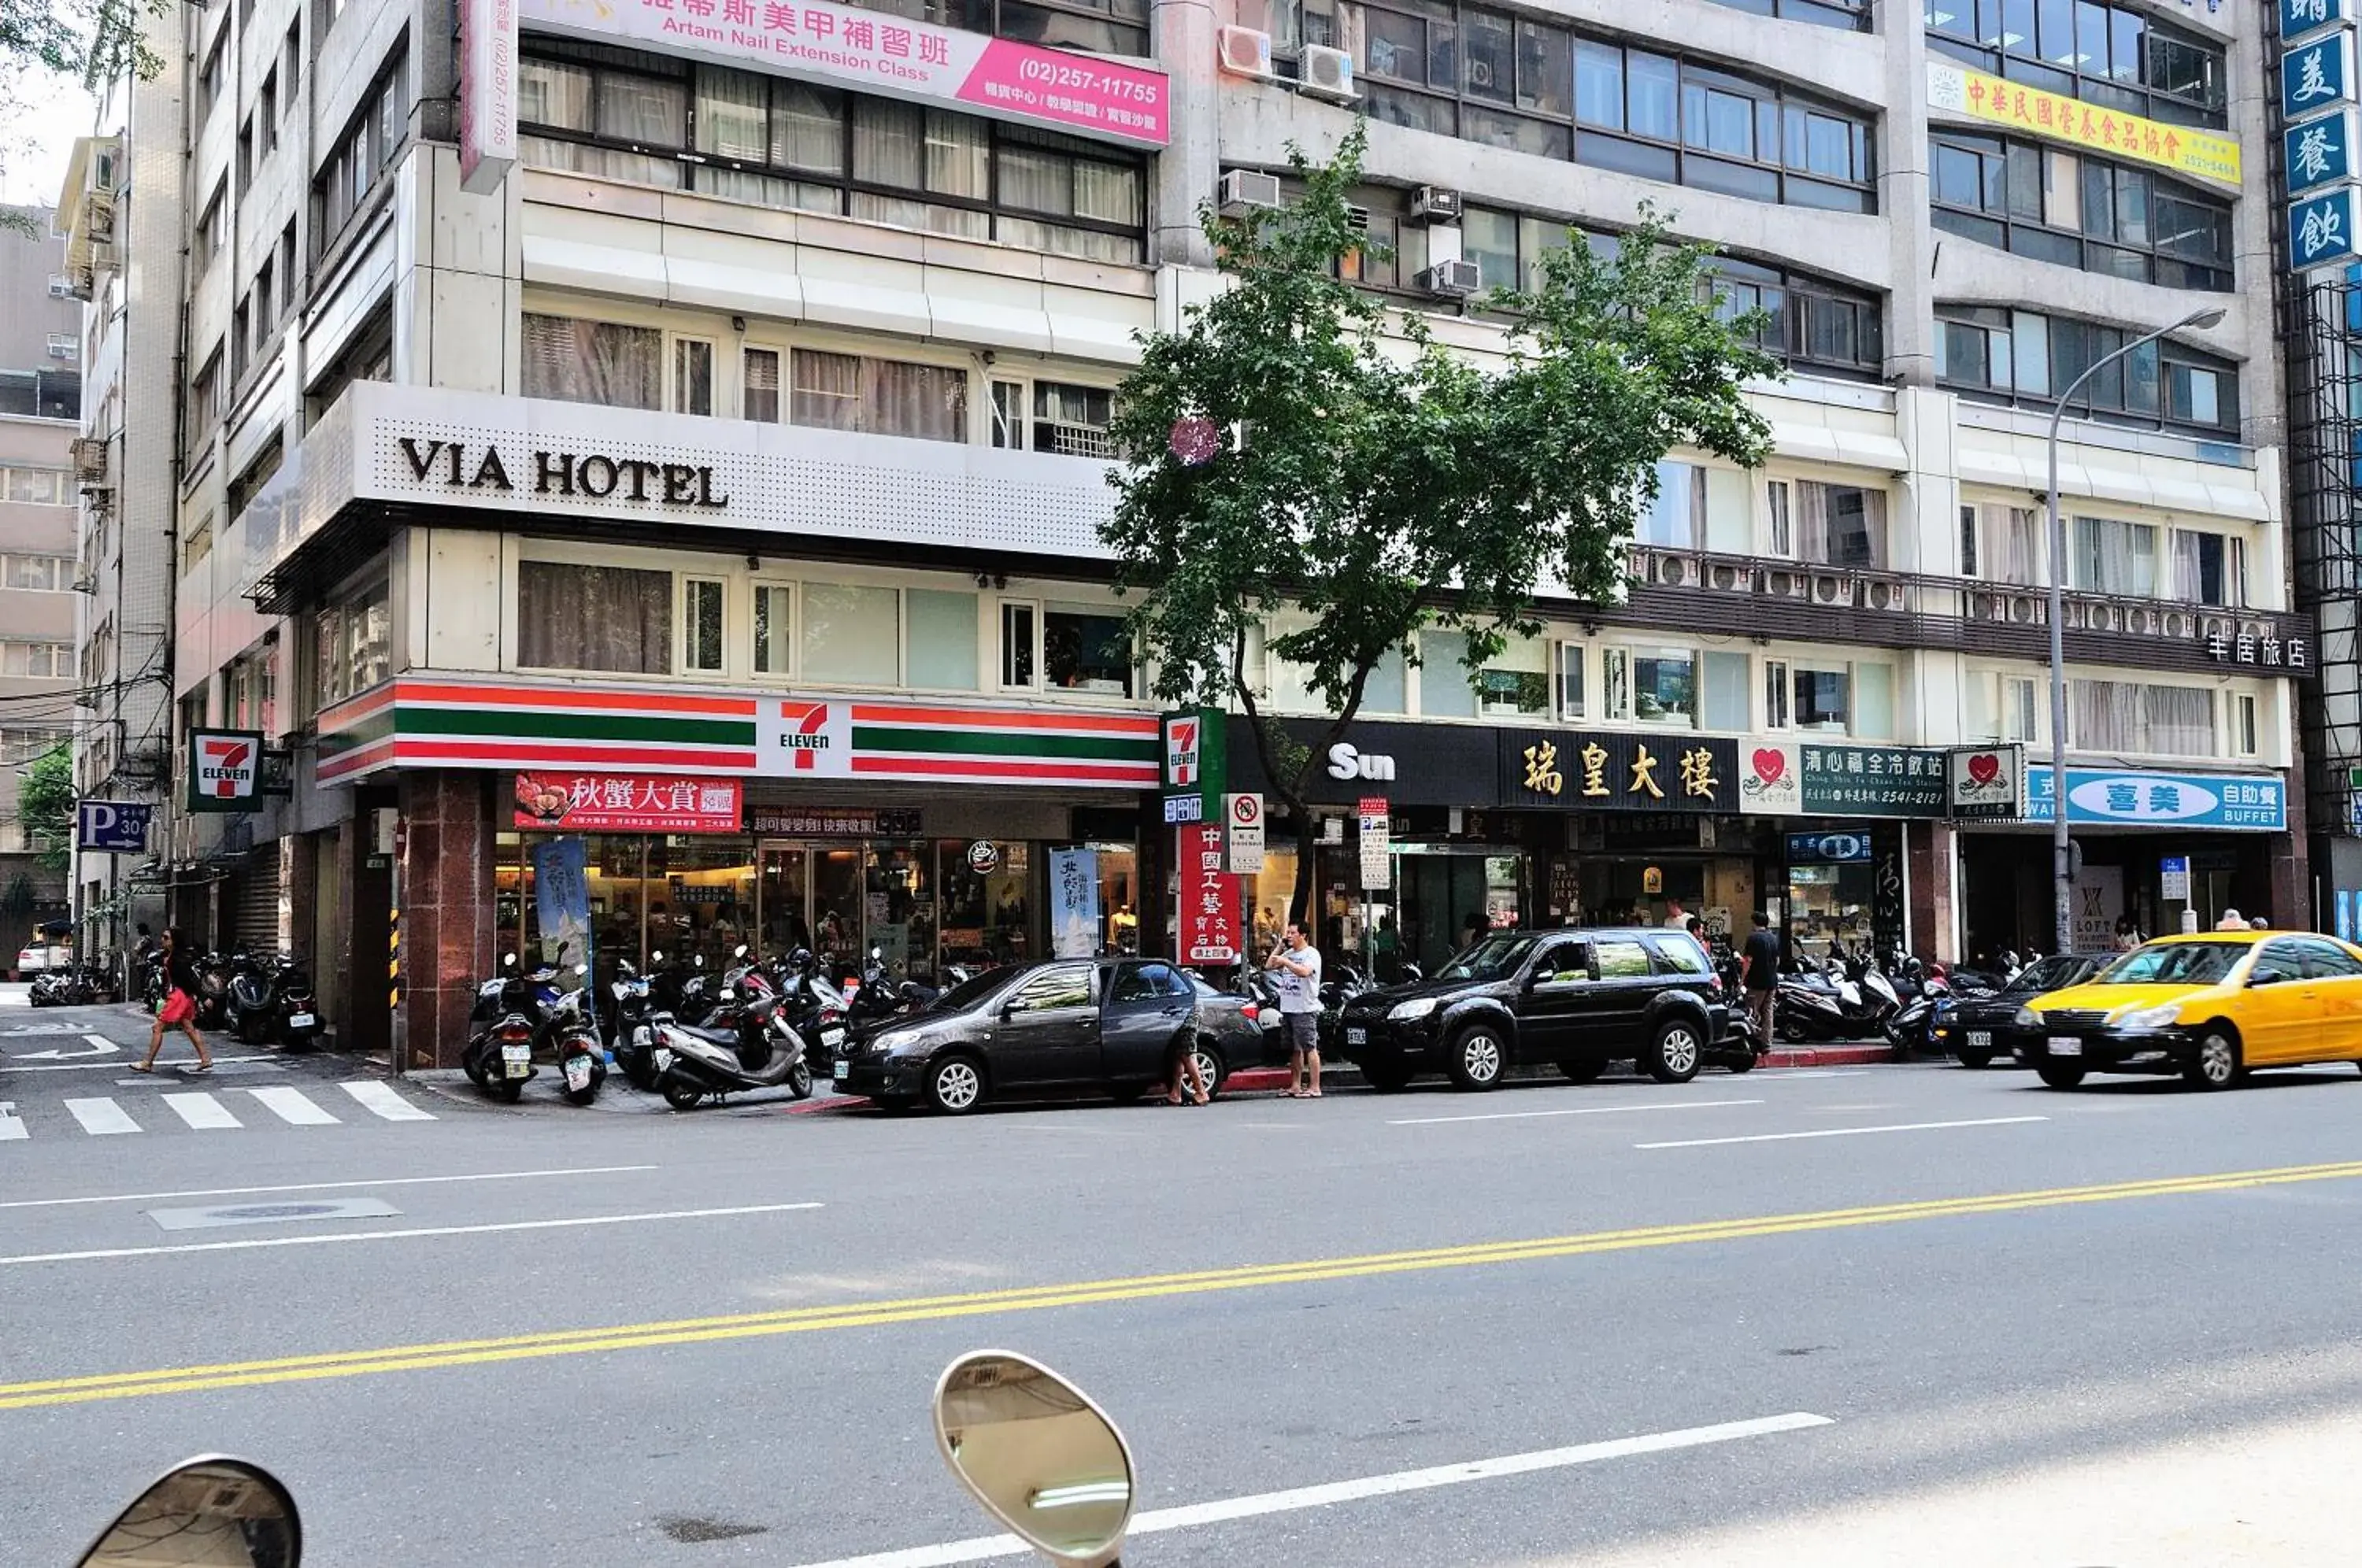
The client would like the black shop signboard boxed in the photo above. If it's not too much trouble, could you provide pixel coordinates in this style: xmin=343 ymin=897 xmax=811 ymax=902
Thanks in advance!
xmin=1220 ymin=717 xmax=1499 ymax=808
xmin=1497 ymin=730 xmax=1741 ymax=815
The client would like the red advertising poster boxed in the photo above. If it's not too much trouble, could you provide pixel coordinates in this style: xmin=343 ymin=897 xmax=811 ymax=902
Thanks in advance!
xmin=1180 ymin=823 xmax=1239 ymax=964
xmin=512 ymin=772 xmax=743 ymax=834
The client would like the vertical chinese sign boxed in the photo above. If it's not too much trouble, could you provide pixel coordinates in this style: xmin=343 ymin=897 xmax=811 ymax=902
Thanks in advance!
xmin=1181 ymin=823 xmax=1239 ymax=965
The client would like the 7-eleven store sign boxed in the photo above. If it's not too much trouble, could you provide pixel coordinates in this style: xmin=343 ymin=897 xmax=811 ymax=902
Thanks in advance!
xmin=757 ymin=700 xmax=856 ymax=775
xmin=187 ymin=729 xmax=265 ymax=812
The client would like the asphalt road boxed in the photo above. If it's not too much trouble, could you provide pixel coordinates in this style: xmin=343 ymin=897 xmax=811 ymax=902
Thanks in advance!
xmin=8 ymin=988 xmax=2362 ymax=1565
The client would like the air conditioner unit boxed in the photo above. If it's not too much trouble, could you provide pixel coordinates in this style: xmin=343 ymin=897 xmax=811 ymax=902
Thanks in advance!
xmin=1301 ymin=43 xmax=1356 ymax=99
xmin=70 ymin=437 xmax=107 ymax=481
xmin=1410 ymin=186 xmax=1462 ymax=223
xmin=1416 ymin=258 xmax=1480 ymax=296
xmin=1343 ymin=203 xmax=1370 ymax=231
xmin=84 ymin=195 xmax=115 ymax=243
xmin=1216 ymin=168 xmax=1283 ymax=216
xmin=1217 ymin=24 xmax=1274 ymax=78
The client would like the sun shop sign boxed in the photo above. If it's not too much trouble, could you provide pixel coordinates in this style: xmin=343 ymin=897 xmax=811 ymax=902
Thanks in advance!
xmin=513 ymin=772 xmax=745 ymax=834
xmin=187 ymin=730 xmax=266 ymax=813
xmin=520 ymin=0 xmax=1168 ymax=149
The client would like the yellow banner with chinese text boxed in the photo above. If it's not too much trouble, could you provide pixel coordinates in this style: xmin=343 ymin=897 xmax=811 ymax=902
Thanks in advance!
xmin=1926 ymin=61 xmax=2241 ymax=188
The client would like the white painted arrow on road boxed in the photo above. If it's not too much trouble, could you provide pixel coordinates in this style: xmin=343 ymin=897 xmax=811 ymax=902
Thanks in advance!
xmin=13 ymin=1034 xmax=123 ymax=1062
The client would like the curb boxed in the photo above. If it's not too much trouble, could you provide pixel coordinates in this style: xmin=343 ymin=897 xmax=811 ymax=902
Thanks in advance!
xmin=1760 ymin=1045 xmax=1896 ymax=1067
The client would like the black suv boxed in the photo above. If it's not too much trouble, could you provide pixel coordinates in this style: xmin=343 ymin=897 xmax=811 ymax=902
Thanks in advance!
xmin=1335 ymin=927 xmax=1734 ymax=1092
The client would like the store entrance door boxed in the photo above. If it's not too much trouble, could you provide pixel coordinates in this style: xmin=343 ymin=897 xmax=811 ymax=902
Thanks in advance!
xmin=757 ymin=842 xmax=867 ymax=963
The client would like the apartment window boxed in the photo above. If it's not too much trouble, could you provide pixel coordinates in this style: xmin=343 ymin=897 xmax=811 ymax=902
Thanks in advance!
xmin=1930 ymin=131 xmax=2231 ymax=290
xmin=1964 ymin=500 xmax=2041 ymax=583
xmin=194 ymin=184 xmax=226 ymax=269
xmin=2071 ymin=515 xmax=2158 ymax=597
xmin=2171 ymin=531 xmax=2245 ymax=608
xmin=2234 ymin=693 xmax=2258 ymax=757
xmin=1935 ymin=305 xmax=2235 ymax=435
xmin=261 ymin=70 xmax=280 ymax=152
xmin=183 ymin=513 xmax=215 ymax=575
xmin=990 ymin=380 xmax=1025 ymax=448
xmin=2071 ymin=679 xmax=2213 ymax=755
xmin=187 ymin=347 xmax=223 ymax=440
xmin=1764 ymin=657 xmax=1790 ymax=728
xmin=1557 ymin=641 xmax=1585 ymax=718
xmin=1 ymin=467 xmax=68 ymax=504
xmin=682 ymin=578 xmax=726 ymax=674
xmin=517 ymin=561 xmax=671 ymax=673
xmin=1701 ymin=650 xmax=1750 ymax=730
xmin=520 ymin=315 xmax=662 ymax=409
xmin=1922 ymin=0 xmax=2227 ymax=128
xmin=198 ymin=31 xmax=226 ymax=120
xmin=311 ymin=575 xmax=391 ymax=707
xmin=1031 ymin=382 xmax=1115 ymax=457
xmin=847 ymin=0 xmax=1146 ymax=55
xmin=752 ymin=582 xmax=794 ymax=675
xmin=516 ymin=44 xmax=1150 ymax=262
xmin=674 ymin=339 xmax=714 ymax=416
xmin=1000 ymin=601 xmax=1038 ymax=689
xmin=1415 ymin=629 xmax=1476 ymax=718
xmin=2 ymin=555 xmax=75 ymax=590
xmin=909 ymin=588 xmax=980 ymax=690
xmin=231 ymin=297 xmax=251 ymax=379
xmin=1475 ymin=639 xmax=1549 ymax=717
xmin=1606 ymin=645 xmax=1696 ymax=725
xmin=1970 ymin=671 xmax=2039 ymax=743
xmin=743 ymin=348 xmax=780 ymax=423
xmin=1046 ymin=606 xmax=1133 ymax=695
xmin=44 ymin=334 xmax=76 ymax=362
xmin=280 ymin=220 xmax=298 ymax=313
xmin=1 ymin=642 xmax=72 ymax=676
xmin=1793 ymin=665 xmax=1850 ymax=730
xmin=1639 ymin=462 xmax=1705 ymax=549
xmin=1702 ymin=256 xmax=1883 ymax=379
xmin=286 ymin=21 xmax=302 ymax=98
xmin=238 ymin=115 xmax=255 ymax=187
xmin=254 ymin=259 xmax=276 ymax=345
xmin=802 ymin=581 xmax=901 ymax=684
xmin=316 ymin=55 xmax=406 ymax=252
xmin=788 ymin=349 xmax=966 ymax=442
xmin=1704 ymin=0 xmax=1866 ymax=26
xmin=1794 ymin=482 xmax=1886 ymax=569
xmin=1765 ymin=481 xmax=1792 ymax=554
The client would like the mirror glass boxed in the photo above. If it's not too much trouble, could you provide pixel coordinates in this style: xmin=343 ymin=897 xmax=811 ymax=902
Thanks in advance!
xmin=80 ymin=1460 xmax=300 ymax=1568
xmin=935 ymin=1353 xmax=1132 ymax=1565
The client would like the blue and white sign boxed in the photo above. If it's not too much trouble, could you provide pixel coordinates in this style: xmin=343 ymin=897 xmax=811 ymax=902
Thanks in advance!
xmin=74 ymin=800 xmax=151 ymax=854
xmin=1048 ymin=847 xmax=1101 ymax=958
xmin=2286 ymin=0 xmax=2353 ymax=45
xmin=2024 ymin=769 xmax=2286 ymax=831
xmin=2290 ymin=183 xmax=2361 ymax=270
xmin=2282 ymin=27 xmax=2356 ymax=122
xmin=2339 ymin=888 xmax=2355 ymax=943
xmin=2159 ymin=854 xmax=2190 ymax=900
xmin=1786 ymin=830 xmax=1873 ymax=864
xmin=2288 ymin=107 xmax=2360 ymax=193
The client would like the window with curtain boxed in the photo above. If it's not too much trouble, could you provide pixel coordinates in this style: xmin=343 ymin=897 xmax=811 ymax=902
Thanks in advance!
xmin=520 ymin=315 xmax=661 ymax=409
xmin=2071 ymin=515 xmax=2158 ymax=597
xmin=2171 ymin=531 xmax=2244 ymax=608
xmin=1853 ymin=662 xmax=1894 ymax=738
xmin=753 ymin=582 xmax=794 ymax=675
xmin=683 ymin=578 xmax=725 ymax=673
xmin=1701 ymin=651 xmax=1749 ymax=730
xmin=1640 ymin=462 xmax=1705 ymax=549
xmin=744 ymin=348 xmax=780 ymax=423
xmin=1363 ymin=645 xmax=1409 ymax=713
xmin=1795 ymin=482 xmax=1887 ymax=568
xmin=908 ymin=588 xmax=980 ymax=690
xmin=789 ymin=349 xmax=967 ymax=442
xmin=1971 ymin=501 xmax=2041 ymax=585
xmin=2071 ymin=679 xmax=2213 ymax=755
xmin=802 ymin=582 xmax=901 ymax=684
xmin=518 ymin=562 xmax=672 ymax=673
xmin=694 ymin=67 xmax=768 ymax=160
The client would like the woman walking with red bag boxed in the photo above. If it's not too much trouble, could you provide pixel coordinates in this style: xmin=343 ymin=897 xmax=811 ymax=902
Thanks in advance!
xmin=134 ymin=927 xmax=213 ymax=1074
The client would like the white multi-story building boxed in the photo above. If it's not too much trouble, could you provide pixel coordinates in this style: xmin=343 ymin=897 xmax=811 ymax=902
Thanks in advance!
xmin=80 ymin=0 xmax=2300 ymax=1061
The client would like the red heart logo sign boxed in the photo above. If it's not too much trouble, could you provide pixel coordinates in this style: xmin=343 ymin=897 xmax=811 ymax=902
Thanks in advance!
xmin=1967 ymin=753 xmax=2001 ymax=786
xmin=1751 ymin=749 xmax=1786 ymax=786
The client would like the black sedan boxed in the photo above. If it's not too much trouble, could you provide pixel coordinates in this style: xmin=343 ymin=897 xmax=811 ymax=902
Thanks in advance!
xmin=1930 ymin=952 xmax=2113 ymax=1067
xmin=835 ymin=957 xmax=1269 ymax=1114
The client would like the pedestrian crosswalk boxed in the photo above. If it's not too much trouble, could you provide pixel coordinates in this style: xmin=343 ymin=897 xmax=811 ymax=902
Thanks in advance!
xmin=0 ymin=1081 xmax=437 ymax=1142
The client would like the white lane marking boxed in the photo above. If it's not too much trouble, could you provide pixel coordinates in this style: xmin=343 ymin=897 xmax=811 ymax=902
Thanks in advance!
xmin=0 ymin=992 xmax=23 ymax=1007
xmin=0 ymin=1164 xmax=660 ymax=1211
xmin=789 ymin=1413 xmax=1835 ymax=1568
xmin=338 ymin=1080 xmax=435 ymax=1122
xmin=0 ymin=1054 xmax=276 ymax=1075
xmin=0 ymin=1102 xmax=23 ymax=1141
xmin=1637 ymin=1115 xmax=2051 ymax=1149
xmin=1390 ymin=1099 xmax=1764 ymax=1126
xmin=244 ymin=1086 xmax=340 ymax=1126
xmin=12 ymin=1034 xmax=124 ymax=1061
xmin=64 ymin=1098 xmax=143 ymax=1136
xmin=161 ymin=1093 xmax=242 ymax=1130
xmin=0 ymin=1201 xmax=824 ymax=1266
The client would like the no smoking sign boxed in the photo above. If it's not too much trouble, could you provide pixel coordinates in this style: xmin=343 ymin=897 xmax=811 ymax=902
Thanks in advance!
xmin=1223 ymin=793 xmax=1264 ymax=875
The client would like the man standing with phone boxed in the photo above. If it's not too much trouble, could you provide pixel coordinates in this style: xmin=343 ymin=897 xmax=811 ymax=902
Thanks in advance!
xmin=1267 ymin=920 xmax=1325 ymax=1099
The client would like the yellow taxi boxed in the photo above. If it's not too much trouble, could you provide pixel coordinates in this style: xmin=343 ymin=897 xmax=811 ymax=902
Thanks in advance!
xmin=2016 ymin=930 xmax=2362 ymax=1090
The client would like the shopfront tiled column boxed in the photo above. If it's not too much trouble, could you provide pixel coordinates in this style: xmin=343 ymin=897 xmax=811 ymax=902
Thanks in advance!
xmin=394 ymin=771 xmax=494 ymax=1071
xmin=1907 ymin=819 xmax=1959 ymax=963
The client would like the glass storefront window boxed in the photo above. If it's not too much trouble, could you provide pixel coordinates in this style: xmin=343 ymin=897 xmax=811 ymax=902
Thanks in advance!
xmin=866 ymin=841 xmax=933 ymax=973
xmin=1786 ymin=861 xmax=1872 ymax=962
xmin=938 ymin=839 xmax=1032 ymax=968
xmin=650 ymin=836 xmax=758 ymax=969
xmin=812 ymin=844 xmax=864 ymax=956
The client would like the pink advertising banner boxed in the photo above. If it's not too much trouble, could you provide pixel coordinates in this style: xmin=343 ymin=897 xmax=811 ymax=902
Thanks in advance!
xmin=520 ymin=0 xmax=1169 ymax=149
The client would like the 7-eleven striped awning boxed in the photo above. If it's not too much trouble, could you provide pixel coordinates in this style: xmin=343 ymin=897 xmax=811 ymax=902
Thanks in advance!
xmin=317 ymin=678 xmax=1161 ymax=791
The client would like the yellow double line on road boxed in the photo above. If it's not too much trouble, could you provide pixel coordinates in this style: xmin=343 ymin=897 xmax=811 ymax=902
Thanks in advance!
xmin=7 ymin=1156 xmax=2362 ymax=1412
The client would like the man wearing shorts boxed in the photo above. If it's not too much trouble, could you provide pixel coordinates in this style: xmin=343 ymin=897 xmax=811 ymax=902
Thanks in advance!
xmin=1267 ymin=920 xmax=1325 ymax=1098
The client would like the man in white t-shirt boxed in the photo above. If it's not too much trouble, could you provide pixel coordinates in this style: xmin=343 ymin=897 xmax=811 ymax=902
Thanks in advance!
xmin=1266 ymin=920 xmax=1325 ymax=1099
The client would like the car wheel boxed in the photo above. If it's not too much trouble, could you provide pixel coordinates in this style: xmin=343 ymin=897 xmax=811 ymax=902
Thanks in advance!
xmin=2184 ymin=1029 xmax=2242 ymax=1091
xmin=1446 ymin=1024 xmax=1507 ymax=1090
xmin=1643 ymin=1019 xmax=1705 ymax=1084
xmin=1188 ymin=1041 xmax=1226 ymax=1102
xmin=2035 ymin=1063 xmax=2085 ymax=1089
xmin=1557 ymin=1056 xmax=1605 ymax=1083
xmin=1957 ymin=1049 xmax=1994 ymax=1070
xmin=926 ymin=1053 xmax=987 ymax=1115
xmin=1361 ymin=1063 xmax=1412 ymax=1093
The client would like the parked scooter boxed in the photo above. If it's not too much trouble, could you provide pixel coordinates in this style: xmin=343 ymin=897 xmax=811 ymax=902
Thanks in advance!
xmin=609 ymin=956 xmax=662 ymax=1090
xmin=225 ymin=948 xmax=277 ymax=1044
xmin=650 ymin=945 xmax=814 ymax=1110
xmin=773 ymin=947 xmax=853 ymax=1076
xmin=275 ymin=952 xmax=324 ymax=1050
xmin=523 ymin=954 xmax=605 ymax=1106
xmin=191 ymin=949 xmax=234 ymax=1030
xmin=846 ymin=944 xmax=937 ymax=1038
xmin=461 ymin=955 xmax=539 ymax=1102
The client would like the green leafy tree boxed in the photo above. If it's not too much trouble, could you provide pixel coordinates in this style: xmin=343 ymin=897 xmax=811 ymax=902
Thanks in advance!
xmin=18 ymin=740 xmax=74 ymax=875
xmin=1102 ymin=123 xmax=1779 ymax=927
xmin=1 ymin=0 xmax=165 ymax=237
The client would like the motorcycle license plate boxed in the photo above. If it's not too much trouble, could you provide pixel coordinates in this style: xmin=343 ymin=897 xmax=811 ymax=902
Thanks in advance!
xmin=502 ymin=1043 xmax=532 ymax=1063
xmin=832 ymin=1060 xmax=850 ymax=1082
xmin=1345 ymin=1026 xmax=1368 ymax=1045
xmin=565 ymin=1058 xmax=593 ymax=1091
xmin=821 ymin=1027 xmax=846 ymax=1047
xmin=2048 ymin=1036 xmax=2082 ymax=1056
xmin=505 ymin=1061 xmax=534 ymax=1078
xmin=287 ymin=1012 xmax=316 ymax=1029
xmin=1966 ymin=1030 xmax=1991 ymax=1048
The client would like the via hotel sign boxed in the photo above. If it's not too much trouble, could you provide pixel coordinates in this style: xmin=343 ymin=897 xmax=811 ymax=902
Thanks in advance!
xmin=2283 ymin=1 xmax=2362 ymax=271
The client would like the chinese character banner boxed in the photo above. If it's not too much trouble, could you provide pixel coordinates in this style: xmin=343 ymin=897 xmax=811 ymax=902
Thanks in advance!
xmin=513 ymin=771 xmax=746 ymax=833
xmin=1497 ymin=730 xmax=1740 ymax=814
xmin=1927 ymin=60 xmax=2241 ymax=187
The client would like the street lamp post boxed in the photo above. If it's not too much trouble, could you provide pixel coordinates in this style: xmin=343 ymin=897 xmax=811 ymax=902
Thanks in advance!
xmin=2043 ymin=305 xmax=2227 ymax=953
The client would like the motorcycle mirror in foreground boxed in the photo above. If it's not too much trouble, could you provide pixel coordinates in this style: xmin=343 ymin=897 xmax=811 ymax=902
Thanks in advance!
xmin=77 ymin=1458 xmax=301 ymax=1567
xmin=933 ymin=1352 xmax=1135 ymax=1567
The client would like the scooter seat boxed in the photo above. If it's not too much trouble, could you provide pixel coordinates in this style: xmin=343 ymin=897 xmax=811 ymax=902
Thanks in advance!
xmin=676 ymin=1023 xmax=742 ymax=1048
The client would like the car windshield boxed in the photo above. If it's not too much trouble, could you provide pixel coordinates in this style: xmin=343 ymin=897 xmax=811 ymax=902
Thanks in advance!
xmin=1438 ymin=934 xmax=1539 ymax=982
xmin=2013 ymin=956 xmax=2098 ymax=993
xmin=935 ymin=968 xmax=1016 ymax=1013
xmin=2096 ymin=941 xmax=2245 ymax=986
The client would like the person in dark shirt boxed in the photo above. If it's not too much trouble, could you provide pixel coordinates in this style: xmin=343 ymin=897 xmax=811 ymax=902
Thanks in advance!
xmin=1738 ymin=912 xmax=1783 ymax=1050
xmin=134 ymin=926 xmax=213 ymax=1074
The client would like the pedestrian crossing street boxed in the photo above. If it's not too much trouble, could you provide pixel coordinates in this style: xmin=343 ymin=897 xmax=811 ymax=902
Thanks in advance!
xmin=0 ymin=1080 xmax=436 ymax=1142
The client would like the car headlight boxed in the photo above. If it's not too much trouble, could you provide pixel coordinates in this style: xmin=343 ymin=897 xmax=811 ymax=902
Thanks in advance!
xmin=1388 ymin=997 xmax=1438 ymax=1022
xmin=2013 ymin=1007 xmax=2040 ymax=1029
xmin=2113 ymin=1002 xmax=2182 ymax=1032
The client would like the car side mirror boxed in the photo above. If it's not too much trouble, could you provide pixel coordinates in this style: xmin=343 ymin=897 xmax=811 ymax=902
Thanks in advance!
xmin=1000 ymin=1000 xmax=1020 ymax=1022
xmin=77 ymin=1458 xmax=302 ymax=1567
xmin=933 ymin=1352 xmax=1134 ymax=1568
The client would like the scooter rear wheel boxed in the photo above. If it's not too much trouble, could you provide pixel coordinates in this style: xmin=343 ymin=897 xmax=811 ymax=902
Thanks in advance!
xmin=662 ymin=1079 xmax=706 ymax=1112
xmin=786 ymin=1060 xmax=813 ymax=1100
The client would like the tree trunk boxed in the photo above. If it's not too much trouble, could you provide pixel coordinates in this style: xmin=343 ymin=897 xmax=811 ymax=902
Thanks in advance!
xmin=1231 ymin=634 xmax=1375 ymax=955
